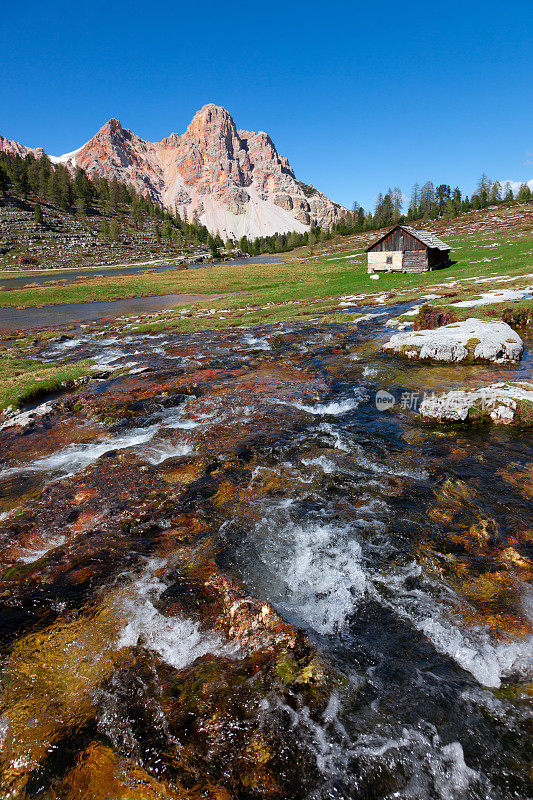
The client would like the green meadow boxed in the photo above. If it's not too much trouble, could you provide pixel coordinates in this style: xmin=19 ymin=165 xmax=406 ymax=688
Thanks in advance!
xmin=0 ymin=228 xmax=531 ymax=313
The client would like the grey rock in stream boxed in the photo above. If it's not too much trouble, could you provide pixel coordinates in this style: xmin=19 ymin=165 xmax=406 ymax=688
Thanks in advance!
xmin=419 ymin=381 xmax=533 ymax=423
xmin=384 ymin=318 xmax=523 ymax=363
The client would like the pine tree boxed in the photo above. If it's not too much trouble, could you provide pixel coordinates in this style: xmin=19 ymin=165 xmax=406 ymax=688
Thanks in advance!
xmin=99 ymin=218 xmax=110 ymax=242
xmin=130 ymin=204 xmax=143 ymax=230
xmin=109 ymin=219 xmax=121 ymax=242
xmin=489 ymin=181 xmax=502 ymax=204
xmin=34 ymin=202 xmax=44 ymax=224
xmin=476 ymin=173 xmax=492 ymax=196
xmin=409 ymin=183 xmax=421 ymax=218
xmin=38 ymin=161 xmax=50 ymax=198
xmin=0 ymin=163 xmax=8 ymax=197
xmin=109 ymin=178 xmax=121 ymax=209
xmin=517 ymin=182 xmax=532 ymax=201
xmin=452 ymin=187 xmax=462 ymax=211
xmin=436 ymin=184 xmax=451 ymax=214
xmin=419 ymin=181 xmax=436 ymax=217
xmin=391 ymin=187 xmax=403 ymax=222
xmin=13 ymin=161 xmax=30 ymax=199
xmin=444 ymin=198 xmax=456 ymax=219
xmin=74 ymin=167 xmax=93 ymax=205
xmin=208 ymin=235 xmax=220 ymax=259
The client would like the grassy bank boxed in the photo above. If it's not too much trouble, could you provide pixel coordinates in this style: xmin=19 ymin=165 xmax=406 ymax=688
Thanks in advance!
xmin=0 ymin=358 xmax=94 ymax=411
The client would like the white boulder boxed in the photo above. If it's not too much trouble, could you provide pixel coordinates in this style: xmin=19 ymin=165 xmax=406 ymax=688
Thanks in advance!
xmin=419 ymin=382 xmax=533 ymax=424
xmin=383 ymin=318 xmax=523 ymax=363
xmin=0 ymin=401 xmax=54 ymax=430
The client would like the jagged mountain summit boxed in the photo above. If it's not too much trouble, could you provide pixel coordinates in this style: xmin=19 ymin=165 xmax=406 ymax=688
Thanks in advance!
xmin=1 ymin=105 xmax=345 ymax=238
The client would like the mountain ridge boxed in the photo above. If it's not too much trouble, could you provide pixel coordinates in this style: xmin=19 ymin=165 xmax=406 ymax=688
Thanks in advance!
xmin=0 ymin=105 xmax=344 ymax=239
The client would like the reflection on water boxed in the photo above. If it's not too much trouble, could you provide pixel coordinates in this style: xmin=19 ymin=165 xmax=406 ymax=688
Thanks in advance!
xmin=0 ymin=292 xmax=217 ymax=330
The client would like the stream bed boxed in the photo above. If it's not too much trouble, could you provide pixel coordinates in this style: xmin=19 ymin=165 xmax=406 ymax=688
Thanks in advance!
xmin=0 ymin=311 xmax=531 ymax=799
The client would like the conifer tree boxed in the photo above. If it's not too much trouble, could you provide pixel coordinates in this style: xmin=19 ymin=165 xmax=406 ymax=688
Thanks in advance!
xmin=476 ymin=173 xmax=492 ymax=196
xmin=436 ymin=184 xmax=451 ymax=214
xmin=34 ymin=202 xmax=44 ymax=224
xmin=13 ymin=161 xmax=30 ymax=199
xmin=419 ymin=181 xmax=436 ymax=217
xmin=0 ymin=163 xmax=8 ymax=197
xmin=99 ymin=218 xmax=110 ymax=242
xmin=391 ymin=187 xmax=403 ymax=221
xmin=489 ymin=181 xmax=502 ymax=204
xmin=109 ymin=219 xmax=121 ymax=242
xmin=517 ymin=182 xmax=532 ymax=201
xmin=452 ymin=187 xmax=462 ymax=210
xmin=207 ymin=235 xmax=220 ymax=259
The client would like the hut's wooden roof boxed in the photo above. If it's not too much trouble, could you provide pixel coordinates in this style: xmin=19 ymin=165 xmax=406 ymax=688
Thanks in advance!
xmin=366 ymin=225 xmax=451 ymax=252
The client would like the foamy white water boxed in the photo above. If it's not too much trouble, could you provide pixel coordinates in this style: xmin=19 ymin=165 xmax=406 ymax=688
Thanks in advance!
xmin=0 ymin=425 xmax=159 ymax=481
xmin=372 ymin=562 xmax=533 ymax=688
xmin=18 ymin=534 xmax=66 ymax=563
xmin=141 ymin=441 xmax=193 ymax=465
xmin=252 ymin=514 xmax=368 ymax=634
xmin=116 ymin=560 xmax=235 ymax=669
xmin=0 ymin=402 xmax=197 ymax=483
xmin=274 ymin=388 xmax=367 ymax=417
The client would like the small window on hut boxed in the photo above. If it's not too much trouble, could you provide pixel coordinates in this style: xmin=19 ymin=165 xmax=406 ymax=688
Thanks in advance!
xmin=386 ymin=256 xmax=393 ymax=264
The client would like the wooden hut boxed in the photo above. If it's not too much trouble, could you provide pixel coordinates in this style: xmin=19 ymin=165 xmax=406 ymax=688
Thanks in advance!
xmin=366 ymin=225 xmax=451 ymax=273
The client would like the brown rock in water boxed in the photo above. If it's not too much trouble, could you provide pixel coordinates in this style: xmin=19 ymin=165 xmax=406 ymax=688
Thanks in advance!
xmin=46 ymin=742 xmax=192 ymax=799
xmin=420 ymin=474 xmax=533 ymax=638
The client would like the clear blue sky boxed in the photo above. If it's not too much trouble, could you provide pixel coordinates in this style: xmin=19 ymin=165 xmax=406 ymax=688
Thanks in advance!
xmin=2 ymin=0 xmax=532 ymax=212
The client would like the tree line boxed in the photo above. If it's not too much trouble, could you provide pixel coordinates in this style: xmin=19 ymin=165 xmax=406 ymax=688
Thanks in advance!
xmin=0 ymin=151 xmax=225 ymax=251
xmin=346 ymin=174 xmax=533 ymax=234
xmin=1 ymin=151 xmax=532 ymax=257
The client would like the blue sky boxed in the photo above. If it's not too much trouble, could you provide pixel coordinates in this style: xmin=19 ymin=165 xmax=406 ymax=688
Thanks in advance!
xmin=2 ymin=0 xmax=532 ymax=212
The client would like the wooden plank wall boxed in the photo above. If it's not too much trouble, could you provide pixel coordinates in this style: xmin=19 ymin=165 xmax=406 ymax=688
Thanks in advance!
xmin=402 ymin=251 xmax=428 ymax=271
xmin=368 ymin=228 xmax=425 ymax=252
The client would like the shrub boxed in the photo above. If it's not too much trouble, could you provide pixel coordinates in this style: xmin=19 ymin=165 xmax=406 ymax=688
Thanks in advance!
xmin=17 ymin=255 xmax=39 ymax=266
xmin=414 ymin=304 xmax=456 ymax=330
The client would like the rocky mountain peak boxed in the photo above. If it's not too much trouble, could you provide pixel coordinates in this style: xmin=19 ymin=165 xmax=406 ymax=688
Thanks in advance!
xmin=2 ymin=106 xmax=345 ymax=238
xmin=103 ymin=118 xmax=124 ymax=132
xmin=185 ymin=104 xmax=238 ymax=144
xmin=0 ymin=134 xmax=45 ymax=159
xmin=95 ymin=118 xmax=130 ymax=144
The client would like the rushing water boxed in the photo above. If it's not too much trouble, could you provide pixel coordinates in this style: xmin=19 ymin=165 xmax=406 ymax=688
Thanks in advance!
xmin=0 ymin=311 xmax=531 ymax=799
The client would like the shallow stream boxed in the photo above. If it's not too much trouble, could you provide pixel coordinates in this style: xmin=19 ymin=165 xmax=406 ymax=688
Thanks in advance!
xmin=0 ymin=311 xmax=531 ymax=799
